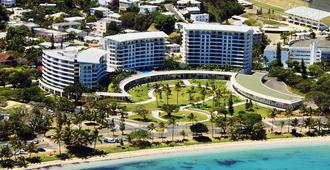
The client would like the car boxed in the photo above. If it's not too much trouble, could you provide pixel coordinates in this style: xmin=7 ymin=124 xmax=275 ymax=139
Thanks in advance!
xmin=37 ymin=147 xmax=47 ymax=152
xmin=15 ymin=149 xmax=27 ymax=155
xmin=103 ymin=137 xmax=120 ymax=143
xmin=27 ymin=140 xmax=39 ymax=144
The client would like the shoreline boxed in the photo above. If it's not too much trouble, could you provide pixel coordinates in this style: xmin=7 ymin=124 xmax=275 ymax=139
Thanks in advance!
xmin=23 ymin=136 xmax=330 ymax=170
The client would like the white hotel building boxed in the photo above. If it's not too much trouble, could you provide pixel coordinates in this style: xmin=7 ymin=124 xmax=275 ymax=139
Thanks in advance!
xmin=182 ymin=23 xmax=253 ymax=74
xmin=39 ymin=47 xmax=107 ymax=95
xmin=103 ymin=31 xmax=168 ymax=72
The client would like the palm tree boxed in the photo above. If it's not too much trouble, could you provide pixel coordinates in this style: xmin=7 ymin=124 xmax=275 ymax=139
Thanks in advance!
xmin=187 ymin=89 xmax=193 ymax=104
xmin=164 ymin=84 xmax=171 ymax=104
xmin=200 ymin=87 xmax=207 ymax=105
xmin=187 ymin=112 xmax=196 ymax=124
xmin=168 ymin=117 xmax=177 ymax=142
xmin=147 ymin=123 xmax=156 ymax=141
xmin=53 ymin=127 xmax=62 ymax=155
xmin=92 ymin=129 xmax=102 ymax=150
xmin=108 ymin=118 xmax=116 ymax=136
xmin=153 ymin=83 xmax=161 ymax=106
xmin=180 ymin=130 xmax=186 ymax=140
xmin=158 ymin=122 xmax=165 ymax=142
xmin=291 ymin=118 xmax=299 ymax=131
xmin=25 ymin=142 xmax=37 ymax=158
xmin=175 ymin=81 xmax=182 ymax=105
xmin=210 ymin=113 xmax=216 ymax=138
xmin=269 ymin=109 xmax=277 ymax=125
xmin=285 ymin=107 xmax=293 ymax=133
xmin=280 ymin=121 xmax=285 ymax=134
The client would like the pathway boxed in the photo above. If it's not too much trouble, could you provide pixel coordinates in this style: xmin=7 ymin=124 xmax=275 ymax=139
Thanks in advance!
xmin=130 ymin=89 xmax=156 ymax=105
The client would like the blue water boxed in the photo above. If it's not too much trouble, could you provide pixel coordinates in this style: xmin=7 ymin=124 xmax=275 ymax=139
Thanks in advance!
xmin=66 ymin=143 xmax=330 ymax=170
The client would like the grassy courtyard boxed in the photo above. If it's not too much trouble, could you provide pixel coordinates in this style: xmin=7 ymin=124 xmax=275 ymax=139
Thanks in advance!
xmin=159 ymin=110 xmax=208 ymax=122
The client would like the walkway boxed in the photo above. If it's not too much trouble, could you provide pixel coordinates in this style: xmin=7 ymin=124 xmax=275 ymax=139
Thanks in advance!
xmin=130 ymin=89 xmax=156 ymax=105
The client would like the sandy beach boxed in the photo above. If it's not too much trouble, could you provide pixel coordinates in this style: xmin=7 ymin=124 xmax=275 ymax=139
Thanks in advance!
xmin=21 ymin=136 xmax=330 ymax=170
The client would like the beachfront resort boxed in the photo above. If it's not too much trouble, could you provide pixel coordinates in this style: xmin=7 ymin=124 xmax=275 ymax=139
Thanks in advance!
xmin=0 ymin=0 xmax=330 ymax=169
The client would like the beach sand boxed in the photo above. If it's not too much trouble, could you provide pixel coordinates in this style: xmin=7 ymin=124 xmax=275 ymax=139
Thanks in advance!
xmin=22 ymin=136 xmax=330 ymax=170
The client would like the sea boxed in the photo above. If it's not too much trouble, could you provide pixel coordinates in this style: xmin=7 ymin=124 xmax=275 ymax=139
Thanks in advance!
xmin=60 ymin=142 xmax=330 ymax=170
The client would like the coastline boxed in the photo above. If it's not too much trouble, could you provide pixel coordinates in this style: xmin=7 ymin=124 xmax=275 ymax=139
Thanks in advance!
xmin=22 ymin=136 xmax=330 ymax=170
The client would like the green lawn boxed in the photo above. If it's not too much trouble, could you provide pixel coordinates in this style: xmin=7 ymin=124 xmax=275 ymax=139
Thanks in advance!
xmin=233 ymin=104 xmax=272 ymax=118
xmin=193 ymin=95 xmax=243 ymax=112
xmin=159 ymin=110 xmax=208 ymax=122
xmin=128 ymin=113 xmax=160 ymax=123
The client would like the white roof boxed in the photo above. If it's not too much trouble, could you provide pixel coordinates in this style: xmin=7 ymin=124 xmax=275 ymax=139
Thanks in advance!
xmin=177 ymin=0 xmax=200 ymax=4
xmin=183 ymin=23 xmax=253 ymax=33
xmin=77 ymin=48 xmax=107 ymax=64
xmin=64 ymin=16 xmax=85 ymax=22
xmin=105 ymin=31 xmax=168 ymax=42
xmin=285 ymin=6 xmax=330 ymax=21
xmin=186 ymin=7 xmax=200 ymax=12
xmin=90 ymin=7 xmax=111 ymax=11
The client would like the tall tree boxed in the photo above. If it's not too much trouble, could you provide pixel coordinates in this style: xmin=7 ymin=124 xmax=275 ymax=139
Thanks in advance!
xmin=301 ymin=59 xmax=307 ymax=79
xmin=175 ymin=81 xmax=182 ymax=105
xmin=276 ymin=42 xmax=283 ymax=67
xmin=168 ymin=117 xmax=176 ymax=141
xmin=228 ymin=94 xmax=234 ymax=115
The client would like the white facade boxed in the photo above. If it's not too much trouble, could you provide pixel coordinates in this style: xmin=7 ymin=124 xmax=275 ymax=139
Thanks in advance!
xmin=95 ymin=17 xmax=122 ymax=35
xmin=289 ymin=41 xmax=321 ymax=65
xmin=263 ymin=45 xmax=289 ymax=68
xmin=139 ymin=5 xmax=158 ymax=14
xmin=166 ymin=43 xmax=181 ymax=54
xmin=119 ymin=0 xmax=139 ymax=11
xmin=90 ymin=7 xmax=113 ymax=17
xmin=104 ymin=31 xmax=168 ymax=71
xmin=286 ymin=7 xmax=330 ymax=30
xmin=52 ymin=22 xmax=81 ymax=31
xmin=1 ymin=0 xmax=15 ymax=6
xmin=190 ymin=13 xmax=209 ymax=22
xmin=64 ymin=16 xmax=85 ymax=23
xmin=40 ymin=47 xmax=107 ymax=95
xmin=33 ymin=28 xmax=68 ymax=42
xmin=182 ymin=23 xmax=253 ymax=74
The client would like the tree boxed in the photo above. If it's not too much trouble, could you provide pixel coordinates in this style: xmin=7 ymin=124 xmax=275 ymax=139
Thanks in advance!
xmin=301 ymin=59 xmax=307 ymax=79
xmin=108 ymin=118 xmax=116 ymax=136
xmin=175 ymin=81 xmax=182 ymax=105
xmin=158 ymin=122 xmax=165 ymax=142
xmin=160 ymin=104 xmax=179 ymax=117
xmin=285 ymin=107 xmax=293 ymax=133
xmin=106 ymin=21 xmax=120 ymax=35
xmin=8 ymin=71 xmax=31 ymax=88
xmin=201 ymin=87 xmax=207 ymax=105
xmin=280 ymin=120 xmax=285 ymax=133
xmin=134 ymin=105 xmax=148 ymax=122
xmin=291 ymin=118 xmax=299 ymax=131
xmin=168 ymin=117 xmax=177 ymax=141
xmin=68 ymin=31 xmax=77 ymax=40
xmin=129 ymin=129 xmax=150 ymax=141
xmin=308 ymin=64 xmax=324 ymax=77
xmin=147 ymin=123 xmax=156 ymax=141
xmin=190 ymin=123 xmax=208 ymax=137
xmin=53 ymin=127 xmax=62 ymax=155
xmin=153 ymin=14 xmax=175 ymax=34
xmin=119 ymin=116 xmax=126 ymax=135
xmin=180 ymin=130 xmax=186 ymax=140
xmin=63 ymin=83 xmax=86 ymax=106
xmin=187 ymin=112 xmax=196 ymax=124
xmin=164 ymin=84 xmax=171 ymax=104
xmin=24 ymin=47 xmax=42 ymax=65
xmin=94 ymin=10 xmax=104 ymax=19
xmin=228 ymin=94 xmax=234 ymax=115
xmin=50 ymin=34 xmax=55 ymax=49
xmin=210 ymin=113 xmax=216 ymax=138
xmin=276 ymin=42 xmax=283 ymax=67
xmin=154 ymin=83 xmax=162 ymax=106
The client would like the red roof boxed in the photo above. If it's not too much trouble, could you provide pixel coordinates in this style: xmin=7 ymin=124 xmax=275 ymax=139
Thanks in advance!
xmin=0 ymin=53 xmax=15 ymax=63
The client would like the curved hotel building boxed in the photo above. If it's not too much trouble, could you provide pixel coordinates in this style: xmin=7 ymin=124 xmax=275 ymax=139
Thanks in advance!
xmin=182 ymin=23 xmax=253 ymax=74
xmin=103 ymin=31 xmax=168 ymax=72
xmin=39 ymin=47 xmax=107 ymax=95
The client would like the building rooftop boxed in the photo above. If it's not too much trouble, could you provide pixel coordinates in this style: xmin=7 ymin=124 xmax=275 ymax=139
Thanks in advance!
xmin=52 ymin=22 xmax=80 ymax=27
xmin=77 ymin=48 xmax=107 ymax=64
xmin=285 ymin=6 xmax=330 ymax=21
xmin=105 ymin=31 xmax=168 ymax=42
xmin=183 ymin=23 xmax=252 ymax=32
xmin=235 ymin=73 xmax=301 ymax=102
xmin=90 ymin=7 xmax=111 ymax=11
xmin=177 ymin=0 xmax=200 ymax=4
xmin=64 ymin=16 xmax=85 ymax=22
xmin=290 ymin=39 xmax=330 ymax=50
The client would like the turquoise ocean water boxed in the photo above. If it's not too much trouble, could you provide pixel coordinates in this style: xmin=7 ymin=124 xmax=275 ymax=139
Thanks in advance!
xmin=63 ymin=143 xmax=330 ymax=170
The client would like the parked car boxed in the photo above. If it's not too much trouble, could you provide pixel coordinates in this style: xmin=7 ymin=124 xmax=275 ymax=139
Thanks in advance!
xmin=15 ymin=149 xmax=27 ymax=155
xmin=103 ymin=137 xmax=120 ymax=143
xmin=37 ymin=147 xmax=47 ymax=152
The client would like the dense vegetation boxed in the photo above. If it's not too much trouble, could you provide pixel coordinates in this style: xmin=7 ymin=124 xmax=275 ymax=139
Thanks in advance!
xmin=200 ymin=0 xmax=244 ymax=22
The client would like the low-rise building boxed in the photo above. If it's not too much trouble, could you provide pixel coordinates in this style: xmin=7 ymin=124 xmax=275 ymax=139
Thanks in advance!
xmin=95 ymin=17 xmax=122 ymax=35
xmin=119 ymin=0 xmax=139 ymax=11
xmin=166 ymin=43 xmax=181 ymax=54
xmin=33 ymin=28 xmax=69 ymax=42
xmin=285 ymin=6 xmax=330 ymax=30
xmin=139 ymin=5 xmax=158 ymax=14
xmin=190 ymin=13 xmax=209 ymax=22
xmin=52 ymin=22 xmax=81 ymax=31
xmin=103 ymin=31 xmax=168 ymax=71
xmin=177 ymin=0 xmax=201 ymax=9
xmin=90 ymin=7 xmax=113 ymax=17
xmin=1 ymin=0 xmax=16 ymax=6
xmin=39 ymin=47 xmax=108 ymax=95
xmin=64 ymin=16 xmax=85 ymax=23
xmin=66 ymin=28 xmax=87 ymax=39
